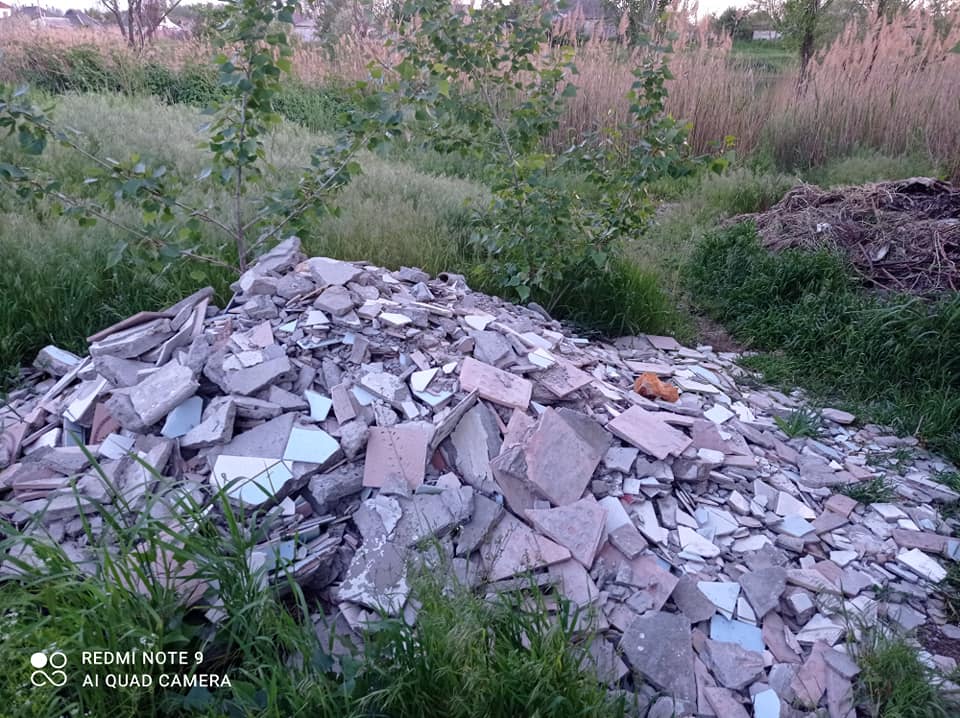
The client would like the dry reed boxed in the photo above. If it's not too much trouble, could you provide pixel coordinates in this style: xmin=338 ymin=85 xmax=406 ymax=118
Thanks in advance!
xmin=1 ymin=6 xmax=957 ymax=177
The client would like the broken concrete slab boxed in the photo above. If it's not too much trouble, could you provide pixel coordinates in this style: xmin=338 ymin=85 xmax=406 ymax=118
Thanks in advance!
xmin=458 ymin=357 xmax=532 ymax=410
xmin=480 ymin=513 xmax=571 ymax=581
xmin=181 ymin=397 xmax=236 ymax=449
xmin=606 ymin=406 xmax=692 ymax=461
xmin=739 ymin=566 xmax=787 ymax=618
xmin=620 ymin=612 xmax=697 ymax=707
xmin=128 ymin=361 xmax=198 ymax=427
xmin=525 ymin=495 xmax=605 ymax=567
xmin=447 ymin=402 xmax=501 ymax=489
xmin=363 ymin=424 xmax=434 ymax=489
xmin=524 ymin=408 xmax=608 ymax=506
xmin=700 ymin=638 xmax=765 ymax=690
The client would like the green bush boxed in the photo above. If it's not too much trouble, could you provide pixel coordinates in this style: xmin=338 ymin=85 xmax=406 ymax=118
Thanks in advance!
xmin=273 ymin=83 xmax=353 ymax=133
xmin=143 ymin=62 xmax=222 ymax=106
xmin=686 ymin=223 xmax=960 ymax=461
xmin=20 ymin=45 xmax=138 ymax=95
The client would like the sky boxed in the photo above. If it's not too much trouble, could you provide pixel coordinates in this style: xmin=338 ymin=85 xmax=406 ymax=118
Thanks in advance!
xmin=16 ymin=0 xmax=751 ymax=21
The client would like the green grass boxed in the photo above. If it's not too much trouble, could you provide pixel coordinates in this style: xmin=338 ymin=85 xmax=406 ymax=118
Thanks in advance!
xmin=840 ymin=478 xmax=896 ymax=505
xmin=631 ymin=167 xmax=798 ymax=292
xmin=853 ymin=628 xmax=952 ymax=718
xmin=730 ymin=39 xmax=795 ymax=74
xmin=685 ymin=223 xmax=960 ymax=463
xmin=355 ymin=574 xmax=623 ymax=718
xmin=0 ymin=454 xmax=623 ymax=718
xmin=0 ymin=92 xmax=484 ymax=380
xmin=0 ymin=91 xmax=686 ymax=380
xmin=802 ymin=151 xmax=943 ymax=188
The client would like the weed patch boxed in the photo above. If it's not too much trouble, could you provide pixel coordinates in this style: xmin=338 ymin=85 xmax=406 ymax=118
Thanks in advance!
xmin=774 ymin=408 xmax=821 ymax=438
xmin=840 ymin=478 xmax=896 ymax=505
xmin=853 ymin=627 xmax=952 ymax=718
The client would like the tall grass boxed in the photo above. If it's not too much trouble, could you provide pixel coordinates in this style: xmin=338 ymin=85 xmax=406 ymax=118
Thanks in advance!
xmin=764 ymin=14 xmax=960 ymax=176
xmin=686 ymin=222 xmax=960 ymax=463
xmin=0 ymin=93 xmax=484 ymax=379
xmin=3 ymin=7 xmax=956 ymax=176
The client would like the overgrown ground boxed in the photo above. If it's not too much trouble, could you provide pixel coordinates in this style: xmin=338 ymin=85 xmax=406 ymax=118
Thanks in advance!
xmin=0 ymin=465 xmax=622 ymax=718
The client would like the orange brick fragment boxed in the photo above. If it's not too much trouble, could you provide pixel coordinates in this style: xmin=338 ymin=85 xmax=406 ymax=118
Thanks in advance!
xmin=633 ymin=372 xmax=679 ymax=402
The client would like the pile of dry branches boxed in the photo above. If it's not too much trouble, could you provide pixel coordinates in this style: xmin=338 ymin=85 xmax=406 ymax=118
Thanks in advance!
xmin=740 ymin=178 xmax=960 ymax=297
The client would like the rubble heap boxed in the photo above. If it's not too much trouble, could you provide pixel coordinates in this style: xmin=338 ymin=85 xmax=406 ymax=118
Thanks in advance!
xmin=3 ymin=237 xmax=960 ymax=717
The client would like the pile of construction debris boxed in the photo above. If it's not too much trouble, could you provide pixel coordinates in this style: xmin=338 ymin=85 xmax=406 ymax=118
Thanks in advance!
xmin=738 ymin=177 xmax=960 ymax=297
xmin=2 ymin=237 xmax=960 ymax=717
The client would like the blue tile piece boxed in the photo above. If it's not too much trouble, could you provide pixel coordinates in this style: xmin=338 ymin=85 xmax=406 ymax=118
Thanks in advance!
xmin=283 ymin=425 xmax=339 ymax=464
xmin=161 ymin=396 xmax=203 ymax=438
xmin=709 ymin=614 xmax=765 ymax=653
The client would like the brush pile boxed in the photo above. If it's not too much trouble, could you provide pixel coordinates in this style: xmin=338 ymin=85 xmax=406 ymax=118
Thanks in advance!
xmin=739 ymin=177 xmax=960 ymax=297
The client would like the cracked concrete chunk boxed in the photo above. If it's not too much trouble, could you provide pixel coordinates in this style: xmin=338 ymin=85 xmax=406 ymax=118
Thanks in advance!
xmin=458 ymin=357 xmax=532 ymax=410
xmin=739 ymin=566 xmax=787 ymax=618
xmin=363 ymin=423 xmax=433 ymax=489
xmin=129 ymin=361 xmax=198 ymax=427
xmin=216 ymin=413 xmax=296 ymax=460
xmin=525 ymin=495 xmax=605 ymax=567
xmin=680 ymin=526 xmax=721 ymax=558
xmin=314 ymin=285 xmax=355 ymax=316
xmin=89 ymin=317 xmax=173 ymax=359
xmin=524 ymin=408 xmax=609 ymax=506
xmin=305 ymin=257 xmax=363 ymax=286
xmin=536 ymin=360 xmax=595 ymax=398
xmin=672 ymin=576 xmax=717 ymax=623
xmin=337 ymin=538 xmax=410 ymax=615
xmin=456 ymin=493 xmax=503 ymax=556
xmin=468 ymin=330 xmax=514 ymax=365
xmin=700 ymin=638 xmax=765 ymax=690
xmin=620 ymin=612 xmax=696 ymax=707
xmin=34 ymin=345 xmax=82 ymax=377
xmin=704 ymin=687 xmax=749 ymax=718
xmin=480 ymin=513 xmax=570 ymax=581
xmin=181 ymin=398 xmax=236 ymax=449
xmin=698 ymin=581 xmax=741 ymax=618
xmin=448 ymin=402 xmax=501 ymax=488
xmin=222 ymin=356 xmax=296 ymax=396
xmin=896 ymin=547 xmax=949 ymax=582
xmin=607 ymin=406 xmax=692 ymax=460
xmin=607 ymin=523 xmax=648 ymax=559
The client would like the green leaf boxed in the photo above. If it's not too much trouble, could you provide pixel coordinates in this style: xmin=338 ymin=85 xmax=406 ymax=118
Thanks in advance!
xmin=106 ymin=241 xmax=128 ymax=268
xmin=17 ymin=127 xmax=46 ymax=155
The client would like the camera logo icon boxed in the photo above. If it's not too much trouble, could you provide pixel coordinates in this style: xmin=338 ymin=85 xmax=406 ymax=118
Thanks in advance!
xmin=30 ymin=651 xmax=68 ymax=687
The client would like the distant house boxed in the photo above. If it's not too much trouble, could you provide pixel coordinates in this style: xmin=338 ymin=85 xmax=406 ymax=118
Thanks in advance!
xmin=65 ymin=9 xmax=101 ymax=28
xmin=17 ymin=5 xmax=49 ymax=21
xmin=292 ymin=11 xmax=317 ymax=42
xmin=752 ymin=29 xmax=782 ymax=41
xmin=21 ymin=6 xmax=102 ymax=30
xmin=0 ymin=2 xmax=12 ymax=20
xmin=559 ymin=0 xmax=618 ymax=40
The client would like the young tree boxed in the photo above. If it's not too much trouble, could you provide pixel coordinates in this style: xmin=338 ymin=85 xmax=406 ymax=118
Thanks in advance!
xmin=100 ymin=0 xmax=183 ymax=50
